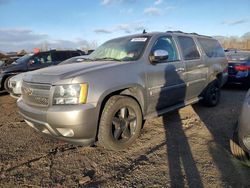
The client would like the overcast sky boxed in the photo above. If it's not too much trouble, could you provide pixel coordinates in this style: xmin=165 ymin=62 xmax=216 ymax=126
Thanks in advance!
xmin=0 ymin=0 xmax=249 ymax=52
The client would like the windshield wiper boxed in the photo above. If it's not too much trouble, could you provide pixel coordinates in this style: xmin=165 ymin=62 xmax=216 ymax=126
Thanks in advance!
xmin=91 ymin=57 xmax=122 ymax=62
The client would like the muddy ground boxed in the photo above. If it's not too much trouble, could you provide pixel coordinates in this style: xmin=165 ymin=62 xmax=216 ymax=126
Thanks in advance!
xmin=0 ymin=86 xmax=250 ymax=187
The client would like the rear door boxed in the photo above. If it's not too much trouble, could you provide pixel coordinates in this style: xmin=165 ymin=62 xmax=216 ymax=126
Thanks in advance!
xmin=177 ymin=36 xmax=207 ymax=100
xmin=146 ymin=35 xmax=186 ymax=114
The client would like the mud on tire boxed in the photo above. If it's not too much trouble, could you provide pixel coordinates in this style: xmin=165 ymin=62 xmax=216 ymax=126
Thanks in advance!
xmin=98 ymin=95 xmax=142 ymax=151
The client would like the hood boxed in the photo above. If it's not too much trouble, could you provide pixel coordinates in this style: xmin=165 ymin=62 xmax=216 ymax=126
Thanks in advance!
xmin=0 ymin=63 xmax=26 ymax=73
xmin=23 ymin=60 xmax=124 ymax=84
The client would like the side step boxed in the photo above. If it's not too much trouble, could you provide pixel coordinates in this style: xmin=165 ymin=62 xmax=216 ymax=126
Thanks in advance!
xmin=145 ymin=97 xmax=202 ymax=119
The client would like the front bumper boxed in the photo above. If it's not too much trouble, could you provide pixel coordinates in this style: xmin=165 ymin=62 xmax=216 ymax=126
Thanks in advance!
xmin=238 ymin=97 xmax=250 ymax=155
xmin=17 ymin=99 xmax=99 ymax=146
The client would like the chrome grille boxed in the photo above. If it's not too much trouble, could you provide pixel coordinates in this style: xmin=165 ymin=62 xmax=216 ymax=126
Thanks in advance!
xmin=22 ymin=82 xmax=51 ymax=107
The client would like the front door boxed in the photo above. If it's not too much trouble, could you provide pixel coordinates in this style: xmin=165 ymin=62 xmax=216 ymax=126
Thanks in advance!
xmin=146 ymin=36 xmax=186 ymax=114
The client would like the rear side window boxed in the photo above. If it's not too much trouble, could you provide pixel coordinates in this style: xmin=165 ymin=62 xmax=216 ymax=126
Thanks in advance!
xmin=52 ymin=52 xmax=70 ymax=61
xmin=177 ymin=36 xmax=200 ymax=60
xmin=32 ymin=53 xmax=52 ymax=64
xmin=198 ymin=38 xmax=225 ymax=58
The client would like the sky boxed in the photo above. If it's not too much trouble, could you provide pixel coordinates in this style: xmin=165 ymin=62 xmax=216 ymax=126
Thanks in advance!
xmin=0 ymin=0 xmax=249 ymax=52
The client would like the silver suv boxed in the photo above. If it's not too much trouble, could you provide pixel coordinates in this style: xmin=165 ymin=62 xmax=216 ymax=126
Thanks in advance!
xmin=17 ymin=31 xmax=228 ymax=150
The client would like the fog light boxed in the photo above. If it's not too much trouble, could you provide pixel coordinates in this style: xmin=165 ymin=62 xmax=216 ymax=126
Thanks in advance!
xmin=42 ymin=129 xmax=50 ymax=135
xmin=243 ymin=136 xmax=250 ymax=150
xmin=56 ymin=128 xmax=74 ymax=137
xmin=25 ymin=120 xmax=35 ymax=128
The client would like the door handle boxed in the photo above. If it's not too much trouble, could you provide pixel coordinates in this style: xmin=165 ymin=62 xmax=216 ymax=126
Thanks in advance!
xmin=176 ymin=68 xmax=185 ymax=72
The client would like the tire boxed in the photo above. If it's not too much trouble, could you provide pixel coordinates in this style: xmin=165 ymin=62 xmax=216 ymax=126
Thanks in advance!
xmin=202 ymin=79 xmax=221 ymax=107
xmin=98 ymin=95 xmax=143 ymax=151
xmin=230 ymin=128 xmax=250 ymax=167
xmin=4 ymin=76 xmax=12 ymax=93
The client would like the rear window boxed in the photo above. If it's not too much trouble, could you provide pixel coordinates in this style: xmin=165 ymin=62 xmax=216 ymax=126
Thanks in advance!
xmin=198 ymin=38 xmax=225 ymax=58
xmin=227 ymin=52 xmax=250 ymax=61
xmin=177 ymin=36 xmax=200 ymax=60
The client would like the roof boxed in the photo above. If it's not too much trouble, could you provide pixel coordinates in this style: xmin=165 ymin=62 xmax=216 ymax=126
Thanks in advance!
xmin=112 ymin=30 xmax=213 ymax=40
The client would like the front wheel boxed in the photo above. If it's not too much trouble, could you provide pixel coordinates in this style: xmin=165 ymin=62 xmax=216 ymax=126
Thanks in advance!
xmin=202 ymin=79 xmax=221 ymax=107
xmin=98 ymin=95 xmax=142 ymax=151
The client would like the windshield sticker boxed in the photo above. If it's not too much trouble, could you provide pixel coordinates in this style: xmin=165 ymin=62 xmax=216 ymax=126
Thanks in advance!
xmin=131 ymin=38 xmax=147 ymax=42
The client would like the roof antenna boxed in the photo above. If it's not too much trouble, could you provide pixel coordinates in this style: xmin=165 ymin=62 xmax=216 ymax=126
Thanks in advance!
xmin=143 ymin=29 xmax=147 ymax=34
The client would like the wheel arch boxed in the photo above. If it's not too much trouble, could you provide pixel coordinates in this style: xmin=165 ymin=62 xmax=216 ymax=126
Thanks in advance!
xmin=95 ymin=84 xmax=146 ymax=140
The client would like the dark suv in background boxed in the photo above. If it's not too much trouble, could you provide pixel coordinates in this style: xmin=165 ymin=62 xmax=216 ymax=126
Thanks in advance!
xmin=0 ymin=49 xmax=84 ymax=93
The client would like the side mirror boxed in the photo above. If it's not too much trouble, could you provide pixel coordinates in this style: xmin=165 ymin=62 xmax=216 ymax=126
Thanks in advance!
xmin=150 ymin=50 xmax=169 ymax=63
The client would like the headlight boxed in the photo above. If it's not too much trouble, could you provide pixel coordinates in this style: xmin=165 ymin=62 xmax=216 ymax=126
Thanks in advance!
xmin=52 ymin=83 xmax=88 ymax=105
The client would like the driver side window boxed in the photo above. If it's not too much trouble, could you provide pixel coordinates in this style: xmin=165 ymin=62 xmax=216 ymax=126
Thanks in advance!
xmin=151 ymin=36 xmax=179 ymax=62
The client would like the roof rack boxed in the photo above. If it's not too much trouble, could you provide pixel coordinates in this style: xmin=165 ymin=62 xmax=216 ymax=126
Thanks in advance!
xmin=166 ymin=30 xmax=212 ymax=38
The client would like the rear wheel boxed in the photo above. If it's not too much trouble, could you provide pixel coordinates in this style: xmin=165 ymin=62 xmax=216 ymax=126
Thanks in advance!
xmin=98 ymin=95 xmax=142 ymax=151
xmin=230 ymin=128 xmax=250 ymax=167
xmin=202 ymin=79 xmax=220 ymax=107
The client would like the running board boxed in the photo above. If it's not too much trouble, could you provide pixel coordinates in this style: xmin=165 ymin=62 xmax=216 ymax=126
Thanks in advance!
xmin=145 ymin=97 xmax=202 ymax=119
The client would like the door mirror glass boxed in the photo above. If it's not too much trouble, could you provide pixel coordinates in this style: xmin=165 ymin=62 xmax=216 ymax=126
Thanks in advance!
xmin=150 ymin=50 xmax=169 ymax=63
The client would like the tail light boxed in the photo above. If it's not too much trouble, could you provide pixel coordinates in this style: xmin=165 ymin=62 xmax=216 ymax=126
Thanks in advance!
xmin=234 ymin=65 xmax=249 ymax=71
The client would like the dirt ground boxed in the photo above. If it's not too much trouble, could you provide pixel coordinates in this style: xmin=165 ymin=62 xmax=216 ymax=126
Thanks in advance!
xmin=0 ymin=86 xmax=250 ymax=187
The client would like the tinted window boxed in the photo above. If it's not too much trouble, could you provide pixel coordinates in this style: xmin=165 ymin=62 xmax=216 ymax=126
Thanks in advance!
xmin=178 ymin=36 xmax=200 ymax=60
xmin=31 ymin=53 xmax=52 ymax=64
xmin=52 ymin=52 xmax=70 ymax=61
xmin=198 ymin=38 xmax=225 ymax=58
xmin=151 ymin=36 xmax=179 ymax=62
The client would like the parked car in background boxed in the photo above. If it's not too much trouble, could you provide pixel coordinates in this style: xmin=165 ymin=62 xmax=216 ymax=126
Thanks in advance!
xmin=230 ymin=89 xmax=250 ymax=166
xmin=226 ymin=51 xmax=250 ymax=87
xmin=0 ymin=49 xmax=84 ymax=93
xmin=17 ymin=31 xmax=227 ymax=150
xmin=8 ymin=56 xmax=89 ymax=98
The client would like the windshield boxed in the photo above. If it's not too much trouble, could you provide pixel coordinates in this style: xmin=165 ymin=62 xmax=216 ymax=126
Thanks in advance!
xmin=227 ymin=52 xmax=250 ymax=61
xmin=12 ymin=54 xmax=32 ymax=65
xmin=88 ymin=36 xmax=150 ymax=61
